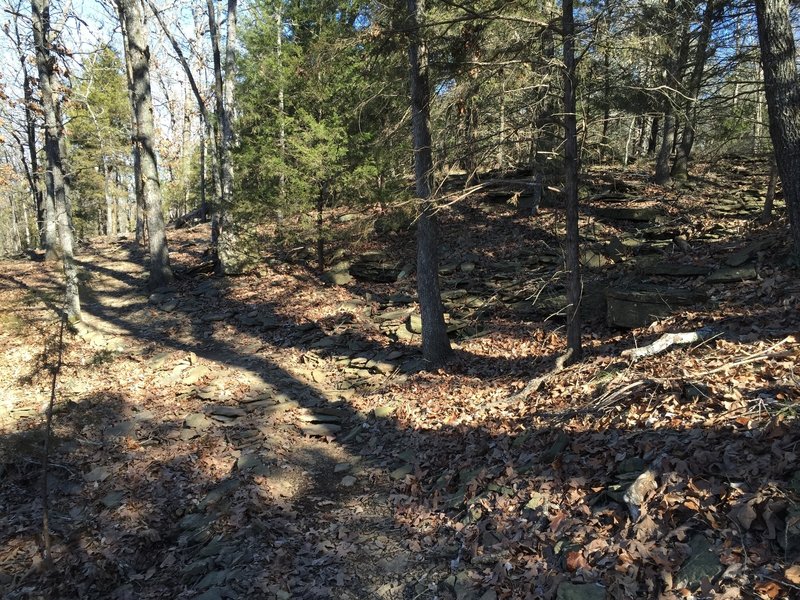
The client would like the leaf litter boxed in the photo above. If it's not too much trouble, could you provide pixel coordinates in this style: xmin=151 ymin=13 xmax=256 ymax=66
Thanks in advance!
xmin=0 ymin=161 xmax=799 ymax=599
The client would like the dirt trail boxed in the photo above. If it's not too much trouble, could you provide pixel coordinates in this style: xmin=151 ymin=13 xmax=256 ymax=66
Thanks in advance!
xmin=4 ymin=165 xmax=800 ymax=599
xmin=0 ymin=239 xmax=449 ymax=599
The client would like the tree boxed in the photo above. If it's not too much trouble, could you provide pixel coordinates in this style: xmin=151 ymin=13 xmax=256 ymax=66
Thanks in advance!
xmin=754 ymin=0 xmax=800 ymax=263
xmin=671 ymin=0 xmax=717 ymax=180
xmin=68 ymin=47 xmax=131 ymax=238
xmin=3 ymin=8 xmax=47 ymax=249
xmin=31 ymin=0 xmax=80 ymax=321
xmin=116 ymin=0 xmax=174 ymax=289
xmin=562 ymin=0 xmax=581 ymax=360
xmin=407 ymin=0 xmax=452 ymax=367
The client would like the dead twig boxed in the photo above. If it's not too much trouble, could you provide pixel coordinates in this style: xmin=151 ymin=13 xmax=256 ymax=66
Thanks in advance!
xmin=693 ymin=336 xmax=796 ymax=377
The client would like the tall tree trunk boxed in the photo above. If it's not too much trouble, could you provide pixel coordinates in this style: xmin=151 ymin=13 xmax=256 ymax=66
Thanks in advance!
xmin=600 ymin=49 xmax=611 ymax=161
xmin=199 ymin=114 xmax=208 ymax=219
xmin=11 ymin=14 xmax=47 ymax=249
xmin=761 ymin=157 xmax=778 ymax=223
xmin=118 ymin=6 xmax=145 ymax=245
xmin=672 ymin=0 xmax=716 ymax=180
xmin=207 ymin=0 xmax=223 ymax=249
xmin=654 ymin=113 xmax=676 ymax=184
xmin=655 ymin=4 xmax=691 ymax=185
xmin=407 ymin=0 xmax=452 ymax=367
xmin=276 ymin=5 xmax=286 ymax=198
xmin=563 ymin=0 xmax=581 ymax=360
xmin=117 ymin=0 xmax=174 ymax=289
xmin=8 ymin=192 xmax=22 ymax=253
xmin=32 ymin=0 xmax=80 ymax=321
xmin=755 ymin=0 xmax=800 ymax=262
xmin=646 ymin=116 xmax=659 ymax=155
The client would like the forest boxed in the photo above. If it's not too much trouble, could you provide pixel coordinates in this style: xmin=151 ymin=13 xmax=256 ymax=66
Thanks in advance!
xmin=0 ymin=0 xmax=799 ymax=597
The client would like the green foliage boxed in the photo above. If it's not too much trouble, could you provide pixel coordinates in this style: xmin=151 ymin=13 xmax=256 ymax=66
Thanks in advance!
xmin=234 ymin=0 xmax=409 ymax=224
xmin=66 ymin=47 xmax=131 ymax=237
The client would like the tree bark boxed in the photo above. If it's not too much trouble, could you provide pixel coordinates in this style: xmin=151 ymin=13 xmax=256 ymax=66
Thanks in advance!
xmin=755 ymin=0 xmax=800 ymax=262
xmin=672 ymin=0 xmax=716 ymax=180
xmin=563 ymin=0 xmax=581 ymax=360
xmin=10 ymin=13 xmax=47 ymax=249
xmin=32 ymin=0 xmax=80 ymax=321
xmin=654 ymin=113 xmax=676 ymax=184
xmin=207 ymin=0 xmax=234 ymax=268
xmin=117 ymin=0 xmax=174 ymax=289
xmin=407 ymin=0 xmax=452 ymax=367
xmin=118 ymin=6 xmax=145 ymax=245
xmin=761 ymin=157 xmax=778 ymax=223
xmin=655 ymin=9 xmax=690 ymax=186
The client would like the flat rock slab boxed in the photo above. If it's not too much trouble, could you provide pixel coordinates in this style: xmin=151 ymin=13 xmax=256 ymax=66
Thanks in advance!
xmin=205 ymin=405 xmax=246 ymax=418
xmin=706 ymin=265 xmax=757 ymax=283
xmin=298 ymin=422 xmax=341 ymax=437
xmin=607 ymin=286 xmax=708 ymax=328
xmin=676 ymin=535 xmax=723 ymax=588
xmin=105 ymin=421 xmax=136 ymax=439
xmin=639 ymin=264 xmax=712 ymax=277
xmin=185 ymin=413 xmax=214 ymax=431
xmin=726 ymin=239 xmax=773 ymax=266
xmin=556 ymin=582 xmax=606 ymax=600
xmin=595 ymin=206 xmax=665 ymax=222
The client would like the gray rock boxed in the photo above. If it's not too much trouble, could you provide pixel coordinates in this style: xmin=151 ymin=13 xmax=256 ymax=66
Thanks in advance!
xmin=198 ymin=479 xmax=240 ymax=510
xmin=390 ymin=464 xmax=413 ymax=480
xmin=639 ymin=263 xmax=712 ymax=277
xmin=298 ymin=423 xmax=341 ymax=437
xmin=236 ymin=453 xmax=270 ymax=475
xmin=706 ymin=265 xmax=757 ymax=283
xmin=184 ymin=413 xmax=214 ymax=431
xmin=100 ymin=491 xmax=126 ymax=509
xmin=581 ymin=249 xmax=612 ymax=269
xmin=606 ymin=286 xmax=708 ymax=328
xmin=595 ymin=206 xmax=665 ymax=222
xmin=206 ymin=405 xmax=246 ymax=419
xmin=407 ymin=314 xmax=423 ymax=334
xmin=322 ymin=263 xmax=353 ymax=286
xmin=676 ymin=535 xmax=722 ymax=588
xmin=84 ymin=466 xmax=112 ymax=482
xmin=556 ymin=582 xmax=606 ymax=600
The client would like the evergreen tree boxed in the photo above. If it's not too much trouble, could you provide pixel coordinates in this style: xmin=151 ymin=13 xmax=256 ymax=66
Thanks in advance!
xmin=68 ymin=47 xmax=131 ymax=237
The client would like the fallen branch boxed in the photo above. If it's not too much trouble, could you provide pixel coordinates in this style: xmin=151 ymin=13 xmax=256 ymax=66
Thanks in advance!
xmin=622 ymin=327 xmax=715 ymax=361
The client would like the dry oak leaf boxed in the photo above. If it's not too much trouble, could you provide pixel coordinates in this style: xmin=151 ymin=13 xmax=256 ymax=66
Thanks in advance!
xmin=754 ymin=581 xmax=783 ymax=599
xmin=785 ymin=564 xmax=800 ymax=584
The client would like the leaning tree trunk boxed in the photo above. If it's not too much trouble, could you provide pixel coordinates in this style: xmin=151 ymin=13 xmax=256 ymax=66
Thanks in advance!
xmin=672 ymin=0 xmax=716 ymax=180
xmin=755 ymin=0 xmax=800 ymax=263
xmin=563 ymin=0 xmax=581 ymax=360
xmin=117 ymin=0 xmax=173 ymax=289
xmin=655 ymin=5 xmax=691 ymax=185
xmin=32 ymin=0 xmax=80 ymax=321
xmin=407 ymin=0 xmax=452 ymax=367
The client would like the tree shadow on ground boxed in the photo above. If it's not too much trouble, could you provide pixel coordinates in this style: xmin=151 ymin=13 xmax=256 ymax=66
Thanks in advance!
xmin=2 ymin=233 xmax=799 ymax=598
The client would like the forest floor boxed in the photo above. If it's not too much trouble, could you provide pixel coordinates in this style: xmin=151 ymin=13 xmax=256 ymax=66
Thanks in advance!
xmin=1 ymin=159 xmax=800 ymax=600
